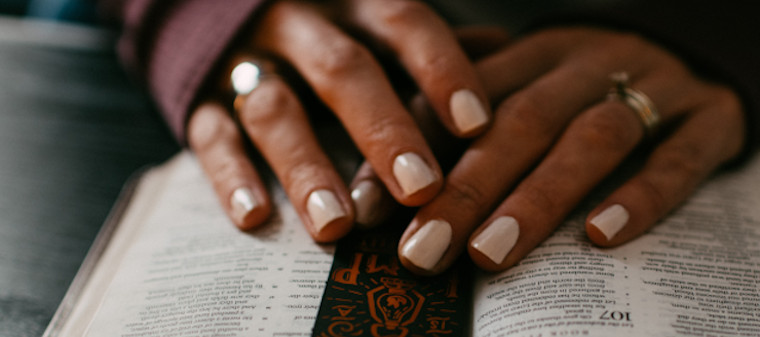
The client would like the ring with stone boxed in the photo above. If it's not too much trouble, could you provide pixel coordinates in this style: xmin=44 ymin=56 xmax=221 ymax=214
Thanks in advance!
xmin=229 ymin=57 xmax=278 ymax=114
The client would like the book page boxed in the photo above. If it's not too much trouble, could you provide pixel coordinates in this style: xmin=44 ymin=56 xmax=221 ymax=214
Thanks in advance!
xmin=49 ymin=164 xmax=170 ymax=337
xmin=81 ymin=152 xmax=334 ymax=336
xmin=472 ymin=157 xmax=760 ymax=337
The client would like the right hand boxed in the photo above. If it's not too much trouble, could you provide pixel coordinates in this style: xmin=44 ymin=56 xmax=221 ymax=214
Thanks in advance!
xmin=186 ymin=0 xmax=492 ymax=242
xmin=395 ymin=27 xmax=746 ymax=275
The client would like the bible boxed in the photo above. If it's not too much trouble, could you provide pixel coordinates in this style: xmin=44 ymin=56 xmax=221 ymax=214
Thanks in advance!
xmin=45 ymin=150 xmax=760 ymax=336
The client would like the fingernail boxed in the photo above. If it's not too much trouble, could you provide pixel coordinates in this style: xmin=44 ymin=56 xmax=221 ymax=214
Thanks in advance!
xmin=230 ymin=187 xmax=259 ymax=223
xmin=400 ymin=219 xmax=452 ymax=271
xmin=450 ymin=89 xmax=489 ymax=133
xmin=471 ymin=216 xmax=520 ymax=265
xmin=351 ymin=180 xmax=383 ymax=229
xmin=307 ymin=189 xmax=347 ymax=233
xmin=590 ymin=204 xmax=629 ymax=241
xmin=393 ymin=152 xmax=437 ymax=196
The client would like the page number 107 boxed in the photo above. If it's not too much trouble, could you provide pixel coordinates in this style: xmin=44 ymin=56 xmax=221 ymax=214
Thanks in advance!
xmin=599 ymin=310 xmax=631 ymax=321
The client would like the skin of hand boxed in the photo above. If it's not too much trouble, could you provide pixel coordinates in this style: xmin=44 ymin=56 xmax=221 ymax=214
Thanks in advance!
xmin=185 ymin=0 xmax=493 ymax=242
xmin=393 ymin=26 xmax=746 ymax=275
xmin=349 ymin=26 xmax=514 ymax=229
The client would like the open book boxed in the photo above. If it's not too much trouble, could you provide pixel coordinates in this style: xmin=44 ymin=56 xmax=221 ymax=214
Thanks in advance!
xmin=45 ymin=151 xmax=760 ymax=336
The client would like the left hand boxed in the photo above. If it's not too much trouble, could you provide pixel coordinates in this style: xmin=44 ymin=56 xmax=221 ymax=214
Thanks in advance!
xmin=187 ymin=0 xmax=492 ymax=242
xmin=393 ymin=26 xmax=746 ymax=274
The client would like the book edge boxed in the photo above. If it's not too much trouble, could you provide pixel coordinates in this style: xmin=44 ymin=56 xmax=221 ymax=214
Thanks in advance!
xmin=41 ymin=151 xmax=189 ymax=337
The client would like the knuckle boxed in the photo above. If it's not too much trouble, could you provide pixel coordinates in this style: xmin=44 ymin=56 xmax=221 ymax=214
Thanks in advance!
xmin=653 ymin=143 xmax=707 ymax=178
xmin=531 ymin=29 xmax=573 ymax=53
xmin=361 ymin=113 xmax=407 ymax=147
xmin=597 ymin=31 xmax=646 ymax=56
xmin=188 ymin=104 xmax=236 ymax=152
xmin=312 ymin=37 xmax=373 ymax=79
xmin=418 ymin=53 xmax=457 ymax=83
xmin=576 ymin=31 xmax=646 ymax=66
xmin=634 ymin=178 xmax=669 ymax=217
xmin=209 ymin=158 xmax=250 ymax=186
xmin=717 ymin=96 xmax=747 ymax=156
xmin=282 ymin=160 xmax=325 ymax=193
xmin=239 ymin=82 xmax=294 ymax=128
xmin=575 ymin=110 xmax=637 ymax=152
xmin=696 ymin=86 xmax=746 ymax=159
xmin=516 ymin=184 xmax=556 ymax=214
xmin=499 ymin=95 xmax=557 ymax=139
xmin=444 ymin=176 xmax=488 ymax=212
xmin=380 ymin=0 xmax=433 ymax=25
xmin=710 ymin=86 xmax=743 ymax=113
xmin=611 ymin=32 xmax=647 ymax=50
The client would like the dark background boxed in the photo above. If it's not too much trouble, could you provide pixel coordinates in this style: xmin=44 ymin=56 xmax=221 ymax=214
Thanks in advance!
xmin=0 ymin=18 xmax=178 ymax=337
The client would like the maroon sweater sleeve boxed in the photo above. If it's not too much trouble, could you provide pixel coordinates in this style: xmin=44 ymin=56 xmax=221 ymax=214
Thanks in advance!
xmin=105 ymin=0 xmax=268 ymax=143
xmin=106 ymin=0 xmax=759 ymax=160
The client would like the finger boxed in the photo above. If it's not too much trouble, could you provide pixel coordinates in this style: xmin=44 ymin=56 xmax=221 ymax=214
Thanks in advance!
xmin=397 ymin=56 xmax=690 ymax=274
xmin=254 ymin=2 xmax=442 ymax=206
xmin=454 ymin=26 xmax=511 ymax=61
xmin=475 ymin=30 xmax=567 ymax=101
xmin=348 ymin=92 xmax=466 ymax=229
xmin=476 ymin=28 xmax=646 ymax=102
xmin=466 ymin=71 xmax=730 ymax=271
xmin=466 ymin=101 xmax=644 ymax=271
xmin=397 ymin=101 xmax=638 ymax=274
xmin=586 ymin=90 xmax=745 ymax=246
xmin=347 ymin=0 xmax=491 ymax=137
xmin=350 ymin=162 xmax=396 ymax=229
xmin=187 ymin=101 xmax=271 ymax=230
xmin=236 ymin=77 xmax=354 ymax=243
xmin=396 ymin=62 xmax=621 ymax=274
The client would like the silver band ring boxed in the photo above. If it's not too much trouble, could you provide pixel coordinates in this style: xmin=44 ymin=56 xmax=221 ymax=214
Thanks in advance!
xmin=230 ymin=57 xmax=277 ymax=113
xmin=607 ymin=72 xmax=661 ymax=136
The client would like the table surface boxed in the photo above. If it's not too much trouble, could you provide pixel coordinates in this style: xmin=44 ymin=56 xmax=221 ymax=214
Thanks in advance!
xmin=0 ymin=17 xmax=179 ymax=337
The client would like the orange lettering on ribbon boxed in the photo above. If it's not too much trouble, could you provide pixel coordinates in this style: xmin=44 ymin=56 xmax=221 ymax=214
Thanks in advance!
xmin=332 ymin=253 xmax=362 ymax=285
xmin=366 ymin=254 xmax=399 ymax=276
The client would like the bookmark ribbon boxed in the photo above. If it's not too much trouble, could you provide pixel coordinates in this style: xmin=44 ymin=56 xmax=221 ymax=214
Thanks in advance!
xmin=313 ymin=216 xmax=469 ymax=337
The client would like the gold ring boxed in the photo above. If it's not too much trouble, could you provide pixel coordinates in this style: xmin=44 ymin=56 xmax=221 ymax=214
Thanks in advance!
xmin=607 ymin=72 xmax=660 ymax=136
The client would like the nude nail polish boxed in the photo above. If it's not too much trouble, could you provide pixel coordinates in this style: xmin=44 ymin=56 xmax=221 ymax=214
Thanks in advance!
xmin=400 ymin=219 xmax=452 ymax=271
xmin=393 ymin=152 xmax=437 ymax=196
xmin=471 ymin=216 xmax=520 ymax=265
xmin=307 ymin=189 xmax=346 ymax=233
xmin=590 ymin=204 xmax=629 ymax=241
xmin=230 ymin=187 xmax=258 ymax=223
xmin=351 ymin=180 xmax=382 ymax=229
xmin=450 ymin=89 xmax=489 ymax=133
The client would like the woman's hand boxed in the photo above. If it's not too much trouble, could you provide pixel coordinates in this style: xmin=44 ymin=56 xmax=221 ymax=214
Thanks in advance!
xmin=186 ymin=0 xmax=492 ymax=242
xmin=395 ymin=26 xmax=746 ymax=274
